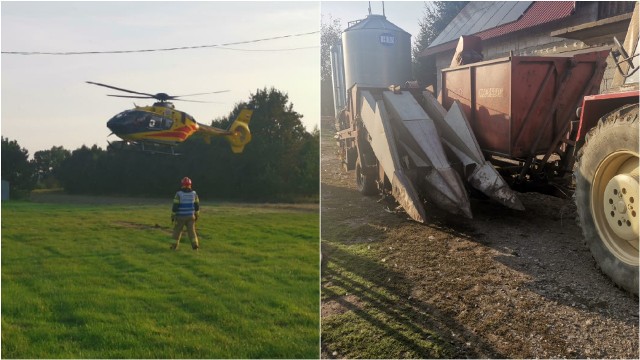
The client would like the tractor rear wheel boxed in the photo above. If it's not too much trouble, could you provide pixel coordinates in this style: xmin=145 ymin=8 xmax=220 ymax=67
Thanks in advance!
xmin=575 ymin=104 xmax=639 ymax=294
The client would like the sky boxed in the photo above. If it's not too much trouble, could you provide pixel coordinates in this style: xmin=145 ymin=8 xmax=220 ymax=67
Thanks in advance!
xmin=1 ymin=1 xmax=430 ymax=156
xmin=321 ymin=1 xmax=429 ymax=48
xmin=1 ymin=1 xmax=320 ymax=155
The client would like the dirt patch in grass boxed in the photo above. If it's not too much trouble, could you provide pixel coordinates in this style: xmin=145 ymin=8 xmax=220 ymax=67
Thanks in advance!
xmin=114 ymin=221 xmax=171 ymax=233
xmin=322 ymin=294 xmax=365 ymax=317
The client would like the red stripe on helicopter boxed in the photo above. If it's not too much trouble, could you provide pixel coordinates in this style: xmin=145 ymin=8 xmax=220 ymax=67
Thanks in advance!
xmin=152 ymin=126 xmax=197 ymax=140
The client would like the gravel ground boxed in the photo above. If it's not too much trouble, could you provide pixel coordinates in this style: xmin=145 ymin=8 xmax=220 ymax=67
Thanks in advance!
xmin=321 ymin=120 xmax=639 ymax=359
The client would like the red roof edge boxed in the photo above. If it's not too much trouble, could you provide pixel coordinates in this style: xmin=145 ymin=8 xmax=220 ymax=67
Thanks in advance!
xmin=420 ymin=1 xmax=575 ymax=58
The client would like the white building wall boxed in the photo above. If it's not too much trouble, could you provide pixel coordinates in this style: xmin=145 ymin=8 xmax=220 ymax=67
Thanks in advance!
xmin=2 ymin=180 xmax=9 ymax=201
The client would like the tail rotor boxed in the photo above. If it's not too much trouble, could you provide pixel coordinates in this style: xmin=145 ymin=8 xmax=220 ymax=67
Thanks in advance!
xmin=225 ymin=109 xmax=253 ymax=154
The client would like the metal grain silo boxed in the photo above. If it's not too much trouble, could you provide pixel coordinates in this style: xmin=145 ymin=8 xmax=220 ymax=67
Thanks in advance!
xmin=342 ymin=14 xmax=412 ymax=89
xmin=330 ymin=42 xmax=346 ymax=118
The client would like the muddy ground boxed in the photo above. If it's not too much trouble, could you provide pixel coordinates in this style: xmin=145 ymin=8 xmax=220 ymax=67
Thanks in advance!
xmin=320 ymin=120 xmax=638 ymax=359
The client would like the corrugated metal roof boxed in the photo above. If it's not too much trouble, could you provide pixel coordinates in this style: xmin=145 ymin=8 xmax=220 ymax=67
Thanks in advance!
xmin=430 ymin=1 xmax=533 ymax=47
xmin=345 ymin=14 xmax=410 ymax=35
xmin=477 ymin=1 xmax=575 ymax=39
xmin=422 ymin=1 xmax=575 ymax=57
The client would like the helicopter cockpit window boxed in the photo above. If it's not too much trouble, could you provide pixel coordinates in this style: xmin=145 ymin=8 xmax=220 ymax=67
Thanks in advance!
xmin=107 ymin=110 xmax=173 ymax=134
xmin=147 ymin=115 xmax=172 ymax=130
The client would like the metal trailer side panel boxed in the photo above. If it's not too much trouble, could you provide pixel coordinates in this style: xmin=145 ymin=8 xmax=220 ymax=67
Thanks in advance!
xmin=473 ymin=59 xmax=513 ymax=156
xmin=441 ymin=52 xmax=609 ymax=159
xmin=508 ymin=57 xmax=562 ymax=157
xmin=440 ymin=66 xmax=473 ymax=120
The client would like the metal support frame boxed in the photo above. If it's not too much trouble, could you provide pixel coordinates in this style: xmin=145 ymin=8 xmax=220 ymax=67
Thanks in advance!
xmin=516 ymin=61 xmax=574 ymax=181
xmin=516 ymin=55 xmax=606 ymax=181
xmin=535 ymin=56 xmax=608 ymax=177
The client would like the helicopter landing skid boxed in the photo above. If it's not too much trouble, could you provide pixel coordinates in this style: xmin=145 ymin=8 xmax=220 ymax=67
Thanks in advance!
xmin=107 ymin=140 xmax=181 ymax=156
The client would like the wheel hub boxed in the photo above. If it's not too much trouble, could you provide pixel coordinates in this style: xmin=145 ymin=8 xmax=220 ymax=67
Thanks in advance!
xmin=591 ymin=151 xmax=639 ymax=265
xmin=603 ymin=174 xmax=638 ymax=243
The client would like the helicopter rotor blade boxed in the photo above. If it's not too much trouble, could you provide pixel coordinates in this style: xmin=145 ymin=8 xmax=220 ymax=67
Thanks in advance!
xmin=89 ymin=81 xmax=228 ymax=103
xmin=87 ymin=81 xmax=155 ymax=97
xmin=106 ymin=94 xmax=221 ymax=102
xmin=171 ymin=98 xmax=225 ymax=103
xmin=173 ymin=90 xmax=231 ymax=98
xmin=107 ymin=94 xmax=156 ymax=99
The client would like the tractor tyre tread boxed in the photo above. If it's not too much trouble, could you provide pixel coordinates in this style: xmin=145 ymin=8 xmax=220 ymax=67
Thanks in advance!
xmin=574 ymin=103 xmax=639 ymax=295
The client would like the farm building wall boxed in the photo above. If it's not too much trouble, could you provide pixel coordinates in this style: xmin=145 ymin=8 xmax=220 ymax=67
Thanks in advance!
xmin=2 ymin=180 xmax=9 ymax=201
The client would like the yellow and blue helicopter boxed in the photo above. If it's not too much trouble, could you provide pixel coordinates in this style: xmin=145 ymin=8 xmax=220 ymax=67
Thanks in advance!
xmin=87 ymin=81 xmax=252 ymax=155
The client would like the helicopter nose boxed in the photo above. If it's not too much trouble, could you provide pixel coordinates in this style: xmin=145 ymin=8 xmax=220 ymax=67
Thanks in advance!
xmin=106 ymin=110 xmax=137 ymax=134
xmin=106 ymin=118 xmax=124 ymax=133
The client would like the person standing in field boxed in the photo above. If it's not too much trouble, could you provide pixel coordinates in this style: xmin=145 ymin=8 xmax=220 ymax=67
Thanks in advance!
xmin=171 ymin=177 xmax=200 ymax=251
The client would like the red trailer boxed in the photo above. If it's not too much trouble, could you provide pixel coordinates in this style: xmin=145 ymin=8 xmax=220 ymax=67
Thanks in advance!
xmin=439 ymin=51 xmax=609 ymax=182
xmin=437 ymin=43 xmax=639 ymax=294
xmin=436 ymin=8 xmax=639 ymax=294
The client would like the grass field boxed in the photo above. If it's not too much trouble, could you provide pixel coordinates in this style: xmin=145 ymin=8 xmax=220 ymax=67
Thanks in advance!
xmin=321 ymin=227 xmax=453 ymax=359
xmin=1 ymin=199 xmax=319 ymax=358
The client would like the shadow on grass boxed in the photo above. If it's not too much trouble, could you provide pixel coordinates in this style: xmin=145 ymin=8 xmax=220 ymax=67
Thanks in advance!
xmin=322 ymin=240 xmax=503 ymax=359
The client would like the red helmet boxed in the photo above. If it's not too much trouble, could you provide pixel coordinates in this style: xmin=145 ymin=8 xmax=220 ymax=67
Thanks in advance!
xmin=181 ymin=177 xmax=192 ymax=188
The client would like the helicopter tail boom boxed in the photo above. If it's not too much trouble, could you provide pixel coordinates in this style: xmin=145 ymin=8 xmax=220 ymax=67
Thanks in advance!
xmin=197 ymin=108 xmax=253 ymax=153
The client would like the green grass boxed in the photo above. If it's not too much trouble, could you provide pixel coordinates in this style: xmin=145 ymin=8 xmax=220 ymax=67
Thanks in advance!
xmin=320 ymin=200 xmax=454 ymax=359
xmin=2 ymin=201 xmax=319 ymax=358
xmin=321 ymin=241 xmax=452 ymax=359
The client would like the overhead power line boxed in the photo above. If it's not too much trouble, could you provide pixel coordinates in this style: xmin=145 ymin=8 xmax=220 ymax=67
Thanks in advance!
xmin=217 ymin=45 xmax=318 ymax=52
xmin=2 ymin=30 xmax=319 ymax=56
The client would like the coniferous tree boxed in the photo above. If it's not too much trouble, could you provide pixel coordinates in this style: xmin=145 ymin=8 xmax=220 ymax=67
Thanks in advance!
xmin=1 ymin=137 xmax=36 ymax=198
xmin=33 ymin=146 xmax=70 ymax=188
xmin=412 ymin=1 xmax=467 ymax=86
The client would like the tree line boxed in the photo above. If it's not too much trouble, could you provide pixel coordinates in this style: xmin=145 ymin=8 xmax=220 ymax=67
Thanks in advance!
xmin=2 ymin=88 xmax=319 ymax=202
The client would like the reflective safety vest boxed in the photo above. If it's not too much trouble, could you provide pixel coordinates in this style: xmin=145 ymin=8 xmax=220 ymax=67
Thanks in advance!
xmin=173 ymin=190 xmax=200 ymax=217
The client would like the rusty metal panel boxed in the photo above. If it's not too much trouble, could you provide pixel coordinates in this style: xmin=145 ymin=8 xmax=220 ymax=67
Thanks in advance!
xmin=441 ymin=51 xmax=609 ymax=159
xmin=440 ymin=66 xmax=473 ymax=116
xmin=509 ymin=58 xmax=560 ymax=156
xmin=473 ymin=59 xmax=513 ymax=156
xmin=578 ymin=90 xmax=640 ymax=141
